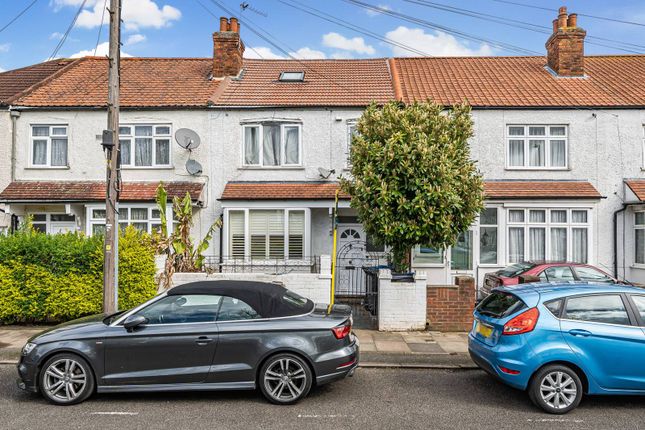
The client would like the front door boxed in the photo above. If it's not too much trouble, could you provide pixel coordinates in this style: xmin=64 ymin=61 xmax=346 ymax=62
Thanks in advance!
xmin=335 ymin=224 xmax=368 ymax=296
xmin=103 ymin=294 xmax=220 ymax=386
xmin=450 ymin=230 xmax=475 ymax=283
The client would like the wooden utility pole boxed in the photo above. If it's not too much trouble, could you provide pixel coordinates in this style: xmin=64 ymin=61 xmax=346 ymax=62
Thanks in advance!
xmin=103 ymin=0 xmax=121 ymax=314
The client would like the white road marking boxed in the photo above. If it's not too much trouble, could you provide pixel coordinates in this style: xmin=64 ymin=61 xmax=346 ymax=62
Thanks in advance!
xmin=527 ymin=418 xmax=584 ymax=423
xmin=90 ymin=412 xmax=139 ymax=416
xmin=298 ymin=414 xmax=355 ymax=419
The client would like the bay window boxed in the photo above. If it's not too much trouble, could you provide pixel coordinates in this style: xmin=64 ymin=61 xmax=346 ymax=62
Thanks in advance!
xmin=31 ymin=125 xmax=68 ymax=167
xmin=227 ymin=209 xmax=307 ymax=259
xmin=507 ymin=208 xmax=590 ymax=264
xmin=119 ymin=125 xmax=171 ymax=167
xmin=88 ymin=205 xmax=163 ymax=235
xmin=242 ymin=123 xmax=301 ymax=167
xmin=507 ymin=125 xmax=567 ymax=169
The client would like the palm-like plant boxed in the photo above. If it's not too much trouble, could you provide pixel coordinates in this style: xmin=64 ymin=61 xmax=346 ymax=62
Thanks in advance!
xmin=154 ymin=183 xmax=220 ymax=289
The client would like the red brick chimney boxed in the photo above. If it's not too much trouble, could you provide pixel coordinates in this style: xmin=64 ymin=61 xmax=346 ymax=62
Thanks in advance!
xmin=545 ymin=6 xmax=586 ymax=77
xmin=212 ymin=17 xmax=245 ymax=78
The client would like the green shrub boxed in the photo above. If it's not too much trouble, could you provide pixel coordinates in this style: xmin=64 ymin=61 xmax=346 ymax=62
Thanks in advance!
xmin=0 ymin=227 xmax=158 ymax=324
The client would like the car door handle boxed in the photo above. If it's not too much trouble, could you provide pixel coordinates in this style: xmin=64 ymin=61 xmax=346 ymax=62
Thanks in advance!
xmin=195 ymin=336 xmax=213 ymax=345
xmin=568 ymin=329 xmax=592 ymax=337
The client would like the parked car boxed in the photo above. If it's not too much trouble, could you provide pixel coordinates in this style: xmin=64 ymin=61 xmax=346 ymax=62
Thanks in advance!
xmin=480 ymin=262 xmax=622 ymax=299
xmin=17 ymin=281 xmax=358 ymax=405
xmin=469 ymin=283 xmax=645 ymax=414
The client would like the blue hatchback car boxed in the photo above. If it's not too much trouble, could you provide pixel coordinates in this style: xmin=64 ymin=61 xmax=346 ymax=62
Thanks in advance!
xmin=468 ymin=283 xmax=645 ymax=414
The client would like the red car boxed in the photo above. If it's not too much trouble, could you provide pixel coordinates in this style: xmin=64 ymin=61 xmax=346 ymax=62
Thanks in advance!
xmin=480 ymin=262 xmax=623 ymax=299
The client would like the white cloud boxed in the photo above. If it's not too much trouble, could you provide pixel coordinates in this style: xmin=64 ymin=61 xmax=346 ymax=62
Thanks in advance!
xmin=70 ymin=41 xmax=132 ymax=58
xmin=0 ymin=43 xmax=10 ymax=53
xmin=126 ymin=34 xmax=146 ymax=45
xmin=330 ymin=51 xmax=354 ymax=59
xmin=49 ymin=32 xmax=64 ymax=40
xmin=322 ymin=32 xmax=375 ymax=55
xmin=55 ymin=0 xmax=181 ymax=31
xmin=385 ymin=26 xmax=493 ymax=57
xmin=289 ymin=47 xmax=326 ymax=59
xmin=0 ymin=66 xmax=5 ymax=73
xmin=244 ymin=46 xmax=327 ymax=60
xmin=366 ymin=4 xmax=391 ymax=17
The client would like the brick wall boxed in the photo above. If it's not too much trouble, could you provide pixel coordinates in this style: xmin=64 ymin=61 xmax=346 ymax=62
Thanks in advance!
xmin=426 ymin=276 xmax=476 ymax=332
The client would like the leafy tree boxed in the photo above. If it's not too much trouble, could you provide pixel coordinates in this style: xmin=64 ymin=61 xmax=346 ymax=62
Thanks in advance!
xmin=154 ymin=183 xmax=220 ymax=288
xmin=341 ymin=101 xmax=484 ymax=272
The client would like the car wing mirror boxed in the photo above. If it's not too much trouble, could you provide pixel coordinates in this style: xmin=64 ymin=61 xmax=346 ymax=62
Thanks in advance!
xmin=123 ymin=315 xmax=148 ymax=331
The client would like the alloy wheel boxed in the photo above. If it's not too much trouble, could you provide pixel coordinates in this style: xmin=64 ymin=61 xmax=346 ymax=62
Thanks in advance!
xmin=43 ymin=358 xmax=87 ymax=403
xmin=263 ymin=357 xmax=308 ymax=402
xmin=539 ymin=371 xmax=577 ymax=410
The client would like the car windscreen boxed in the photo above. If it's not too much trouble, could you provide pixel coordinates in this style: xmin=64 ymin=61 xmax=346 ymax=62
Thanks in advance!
xmin=477 ymin=291 xmax=527 ymax=318
xmin=497 ymin=263 xmax=535 ymax=278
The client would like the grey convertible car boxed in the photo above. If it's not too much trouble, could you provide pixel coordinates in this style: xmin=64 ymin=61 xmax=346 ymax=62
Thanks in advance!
xmin=17 ymin=281 xmax=359 ymax=405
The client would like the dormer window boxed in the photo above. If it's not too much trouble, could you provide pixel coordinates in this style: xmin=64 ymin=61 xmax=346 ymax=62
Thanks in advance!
xmin=279 ymin=71 xmax=304 ymax=82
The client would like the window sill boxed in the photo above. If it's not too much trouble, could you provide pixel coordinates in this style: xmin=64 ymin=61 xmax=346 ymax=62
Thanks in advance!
xmin=411 ymin=263 xmax=445 ymax=268
xmin=121 ymin=166 xmax=175 ymax=170
xmin=631 ymin=264 xmax=645 ymax=270
xmin=238 ymin=166 xmax=305 ymax=170
xmin=504 ymin=167 xmax=571 ymax=171
xmin=25 ymin=166 xmax=70 ymax=170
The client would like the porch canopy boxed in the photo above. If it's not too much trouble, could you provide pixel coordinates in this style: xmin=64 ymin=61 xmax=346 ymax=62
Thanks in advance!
xmin=0 ymin=181 xmax=204 ymax=203
xmin=219 ymin=180 xmax=602 ymax=202
xmin=625 ymin=179 xmax=645 ymax=202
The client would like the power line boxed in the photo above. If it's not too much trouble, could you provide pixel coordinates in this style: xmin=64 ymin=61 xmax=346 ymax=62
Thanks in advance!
xmin=488 ymin=0 xmax=645 ymax=28
xmin=48 ymin=0 xmax=88 ymax=60
xmin=277 ymin=0 xmax=432 ymax=56
xmin=341 ymin=0 xmax=541 ymax=55
xmin=93 ymin=0 xmax=109 ymax=56
xmin=403 ymin=0 xmax=645 ymax=53
xmin=0 ymin=0 xmax=39 ymax=35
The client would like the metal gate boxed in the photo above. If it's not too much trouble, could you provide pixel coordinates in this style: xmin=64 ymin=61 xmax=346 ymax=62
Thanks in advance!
xmin=334 ymin=239 xmax=386 ymax=329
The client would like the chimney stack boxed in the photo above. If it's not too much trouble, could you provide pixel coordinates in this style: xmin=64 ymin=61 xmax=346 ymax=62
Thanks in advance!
xmin=545 ymin=6 xmax=586 ymax=77
xmin=213 ymin=17 xmax=245 ymax=78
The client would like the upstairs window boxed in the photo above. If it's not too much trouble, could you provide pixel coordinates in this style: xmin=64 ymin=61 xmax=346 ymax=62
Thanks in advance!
xmin=119 ymin=125 xmax=171 ymax=168
xmin=242 ymin=123 xmax=301 ymax=167
xmin=507 ymin=125 xmax=567 ymax=169
xmin=346 ymin=121 xmax=358 ymax=166
xmin=31 ymin=125 xmax=68 ymax=167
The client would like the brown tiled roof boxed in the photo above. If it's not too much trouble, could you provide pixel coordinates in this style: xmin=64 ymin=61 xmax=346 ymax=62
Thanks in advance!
xmin=210 ymin=59 xmax=395 ymax=106
xmin=392 ymin=56 xmax=645 ymax=107
xmin=220 ymin=182 xmax=349 ymax=200
xmin=625 ymin=180 xmax=645 ymax=201
xmin=0 ymin=181 xmax=204 ymax=202
xmin=12 ymin=57 xmax=219 ymax=108
xmin=484 ymin=181 xmax=602 ymax=199
xmin=220 ymin=180 xmax=601 ymax=200
xmin=0 ymin=59 xmax=76 ymax=105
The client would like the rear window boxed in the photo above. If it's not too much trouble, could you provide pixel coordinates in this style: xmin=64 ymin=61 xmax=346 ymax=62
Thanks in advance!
xmin=477 ymin=291 xmax=527 ymax=318
xmin=282 ymin=289 xmax=311 ymax=309
xmin=497 ymin=263 xmax=534 ymax=278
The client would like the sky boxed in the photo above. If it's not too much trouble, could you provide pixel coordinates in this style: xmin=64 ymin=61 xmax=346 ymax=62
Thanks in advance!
xmin=1 ymin=0 xmax=645 ymax=72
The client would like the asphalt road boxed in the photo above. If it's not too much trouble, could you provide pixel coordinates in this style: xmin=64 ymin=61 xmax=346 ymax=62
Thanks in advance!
xmin=1 ymin=365 xmax=644 ymax=430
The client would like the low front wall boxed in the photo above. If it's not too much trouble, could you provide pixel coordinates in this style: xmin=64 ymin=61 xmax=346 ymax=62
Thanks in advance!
xmin=426 ymin=276 xmax=476 ymax=332
xmin=378 ymin=270 xmax=428 ymax=331
xmin=171 ymin=271 xmax=332 ymax=305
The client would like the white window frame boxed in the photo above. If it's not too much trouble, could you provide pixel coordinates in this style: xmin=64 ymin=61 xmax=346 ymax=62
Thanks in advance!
xmin=506 ymin=207 xmax=591 ymax=264
xmin=29 ymin=124 xmax=69 ymax=168
xmin=223 ymin=207 xmax=310 ymax=260
xmin=241 ymin=123 xmax=302 ymax=168
xmin=27 ymin=212 xmax=76 ymax=234
xmin=506 ymin=124 xmax=568 ymax=170
xmin=479 ymin=206 xmax=500 ymax=267
xmin=346 ymin=120 xmax=358 ymax=168
xmin=118 ymin=124 xmax=172 ymax=168
xmin=634 ymin=211 xmax=645 ymax=266
xmin=642 ymin=124 xmax=645 ymax=170
xmin=85 ymin=204 xmax=169 ymax=235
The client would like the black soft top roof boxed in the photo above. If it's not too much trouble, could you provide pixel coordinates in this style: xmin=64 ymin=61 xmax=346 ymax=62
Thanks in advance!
xmin=168 ymin=280 xmax=313 ymax=318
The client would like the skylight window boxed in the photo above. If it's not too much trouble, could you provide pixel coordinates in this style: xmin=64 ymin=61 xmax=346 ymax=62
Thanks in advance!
xmin=279 ymin=71 xmax=305 ymax=82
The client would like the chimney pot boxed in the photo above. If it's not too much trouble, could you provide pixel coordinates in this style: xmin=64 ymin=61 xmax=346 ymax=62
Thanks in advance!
xmin=213 ymin=16 xmax=244 ymax=78
xmin=546 ymin=6 xmax=586 ymax=77
xmin=230 ymin=17 xmax=239 ymax=33
xmin=567 ymin=13 xmax=578 ymax=28
xmin=552 ymin=19 xmax=559 ymax=33
xmin=219 ymin=17 xmax=228 ymax=32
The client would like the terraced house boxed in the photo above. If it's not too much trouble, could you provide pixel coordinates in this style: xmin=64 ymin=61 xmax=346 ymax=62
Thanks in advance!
xmin=1 ymin=10 xmax=645 ymax=295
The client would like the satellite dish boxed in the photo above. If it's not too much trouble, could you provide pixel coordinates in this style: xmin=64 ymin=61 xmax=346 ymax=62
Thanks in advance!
xmin=186 ymin=159 xmax=203 ymax=176
xmin=318 ymin=167 xmax=336 ymax=179
xmin=175 ymin=128 xmax=201 ymax=150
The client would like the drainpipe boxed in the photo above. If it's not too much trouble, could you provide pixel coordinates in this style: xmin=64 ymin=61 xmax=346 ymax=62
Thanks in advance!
xmin=613 ymin=202 xmax=640 ymax=279
xmin=9 ymin=108 xmax=20 ymax=182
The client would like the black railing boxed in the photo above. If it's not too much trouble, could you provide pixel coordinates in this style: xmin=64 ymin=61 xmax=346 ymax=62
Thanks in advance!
xmin=202 ymin=256 xmax=321 ymax=275
xmin=363 ymin=267 xmax=379 ymax=317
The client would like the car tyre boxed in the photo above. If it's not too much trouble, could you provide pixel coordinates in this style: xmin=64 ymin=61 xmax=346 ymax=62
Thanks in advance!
xmin=259 ymin=353 xmax=312 ymax=405
xmin=39 ymin=353 xmax=95 ymax=406
xmin=529 ymin=364 xmax=583 ymax=414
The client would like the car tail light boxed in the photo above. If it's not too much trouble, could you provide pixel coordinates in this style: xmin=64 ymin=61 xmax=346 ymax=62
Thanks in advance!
xmin=499 ymin=366 xmax=521 ymax=375
xmin=332 ymin=321 xmax=351 ymax=339
xmin=502 ymin=307 xmax=539 ymax=335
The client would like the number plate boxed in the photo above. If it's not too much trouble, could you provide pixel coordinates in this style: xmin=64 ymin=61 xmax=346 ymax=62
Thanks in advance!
xmin=475 ymin=320 xmax=493 ymax=338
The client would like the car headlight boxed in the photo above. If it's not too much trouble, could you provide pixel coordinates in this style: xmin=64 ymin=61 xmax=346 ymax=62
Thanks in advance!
xmin=21 ymin=342 xmax=37 ymax=356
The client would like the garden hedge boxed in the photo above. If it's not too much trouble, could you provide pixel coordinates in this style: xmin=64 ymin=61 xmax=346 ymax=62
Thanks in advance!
xmin=0 ymin=227 xmax=158 ymax=324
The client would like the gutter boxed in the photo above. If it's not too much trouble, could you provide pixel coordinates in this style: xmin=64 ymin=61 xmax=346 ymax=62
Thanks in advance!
xmin=9 ymin=108 xmax=19 ymax=182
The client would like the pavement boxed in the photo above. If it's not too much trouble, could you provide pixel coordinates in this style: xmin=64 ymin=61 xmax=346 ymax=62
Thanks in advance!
xmin=0 ymin=325 xmax=474 ymax=367
xmin=1 ymin=365 xmax=644 ymax=430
